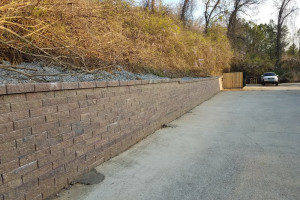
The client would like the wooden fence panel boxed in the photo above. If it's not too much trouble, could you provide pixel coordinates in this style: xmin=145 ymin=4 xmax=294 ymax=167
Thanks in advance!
xmin=223 ymin=72 xmax=243 ymax=89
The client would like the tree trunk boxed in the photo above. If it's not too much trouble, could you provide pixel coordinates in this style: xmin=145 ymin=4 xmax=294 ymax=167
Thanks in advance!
xmin=227 ymin=10 xmax=237 ymax=45
xmin=204 ymin=0 xmax=221 ymax=34
xmin=276 ymin=22 xmax=282 ymax=67
xmin=181 ymin=0 xmax=189 ymax=22
xmin=275 ymin=0 xmax=297 ymax=67
xmin=204 ymin=17 xmax=209 ymax=34
xmin=151 ymin=0 xmax=155 ymax=12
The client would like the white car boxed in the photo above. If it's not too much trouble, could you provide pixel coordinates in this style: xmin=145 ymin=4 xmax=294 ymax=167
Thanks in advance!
xmin=261 ymin=72 xmax=279 ymax=86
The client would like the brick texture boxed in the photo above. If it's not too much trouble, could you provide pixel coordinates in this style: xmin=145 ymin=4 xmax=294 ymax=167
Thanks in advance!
xmin=0 ymin=78 xmax=220 ymax=199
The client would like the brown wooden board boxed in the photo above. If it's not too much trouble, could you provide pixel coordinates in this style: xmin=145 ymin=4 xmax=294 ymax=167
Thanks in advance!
xmin=223 ymin=72 xmax=243 ymax=89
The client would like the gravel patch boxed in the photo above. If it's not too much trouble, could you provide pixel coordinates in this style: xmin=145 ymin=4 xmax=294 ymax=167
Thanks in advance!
xmin=0 ymin=61 xmax=171 ymax=84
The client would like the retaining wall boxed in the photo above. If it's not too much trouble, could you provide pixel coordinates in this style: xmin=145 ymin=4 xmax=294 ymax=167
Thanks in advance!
xmin=0 ymin=77 xmax=220 ymax=200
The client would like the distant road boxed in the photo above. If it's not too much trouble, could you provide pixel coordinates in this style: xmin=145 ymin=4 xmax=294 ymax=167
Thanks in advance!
xmin=55 ymin=88 xmax=300 ymax=200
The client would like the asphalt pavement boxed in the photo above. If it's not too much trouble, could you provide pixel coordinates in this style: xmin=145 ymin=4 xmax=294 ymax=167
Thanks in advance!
xmin=55 ymin=87 xmax=300 ymax=200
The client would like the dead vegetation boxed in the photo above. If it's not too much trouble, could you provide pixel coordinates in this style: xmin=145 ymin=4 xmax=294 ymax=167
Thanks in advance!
xmin=0 ymin=0 xmax=232 ymax=78
xmin=280 ymin=58 xmax=300 ymax=82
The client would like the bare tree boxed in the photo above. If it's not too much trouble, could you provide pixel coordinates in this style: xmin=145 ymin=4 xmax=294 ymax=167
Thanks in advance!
xmin=298 ymin=29 xmax=300 ymax=57
xmin=144 ymin=0 xmax=155 ymax=12
xmin=151 ymin=0 xmax=155 ymax=12
xmin=181 ymin=0 xmax=195 ymax=24
xmin=275 ymin=0 xmax=298 ymax=67
xmin=204 ymin=0 xmax=222 ymax=34
xmin=142 ymin=0 xmax=149 ymax=8
xmin=227 ymin=0 xmax=263 ymax=45
xmin=181 ymin=0 xmax=190 ymax=22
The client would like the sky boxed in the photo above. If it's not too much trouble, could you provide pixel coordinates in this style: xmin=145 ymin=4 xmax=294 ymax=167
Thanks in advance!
xmin=245 ymin=0 xmax=300 ymax=35
xmin=162 ymin=0 xmax=300 ymax=41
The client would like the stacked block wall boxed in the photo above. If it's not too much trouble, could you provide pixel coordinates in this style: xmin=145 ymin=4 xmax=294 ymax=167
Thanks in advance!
xmin=0 ymin=78 xmax=220 ymax=200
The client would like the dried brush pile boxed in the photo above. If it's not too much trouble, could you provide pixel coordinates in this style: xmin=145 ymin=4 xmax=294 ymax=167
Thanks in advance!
xmin=0 ymin=0 xmax=232 ymax=78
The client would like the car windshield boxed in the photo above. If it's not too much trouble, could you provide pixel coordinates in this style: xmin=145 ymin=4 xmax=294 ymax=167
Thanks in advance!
xmin=264 ymin=72 xmax=276 ymax=76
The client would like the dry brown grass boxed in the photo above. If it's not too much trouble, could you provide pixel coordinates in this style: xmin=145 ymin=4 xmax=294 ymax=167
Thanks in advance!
xmin=0 ymin=0 xmax=232 ymax=77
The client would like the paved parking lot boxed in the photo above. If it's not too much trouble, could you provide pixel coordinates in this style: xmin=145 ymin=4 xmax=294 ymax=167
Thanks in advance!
xmin=244 ymin=83 xmax=300 ymax=91
xmin=55 ymin=86 xmax=300 ymax=200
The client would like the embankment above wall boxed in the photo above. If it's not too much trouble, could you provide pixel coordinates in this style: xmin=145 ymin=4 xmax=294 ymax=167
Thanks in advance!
xmin=0 ymin=77 xmax=220 ymax=200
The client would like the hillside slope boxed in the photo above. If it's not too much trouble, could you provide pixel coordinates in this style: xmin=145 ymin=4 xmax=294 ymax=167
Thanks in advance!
xmin=0 ymin=0 xmax=232 ymax=78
